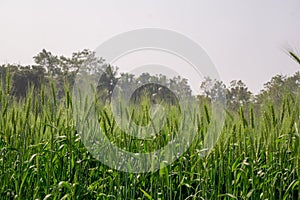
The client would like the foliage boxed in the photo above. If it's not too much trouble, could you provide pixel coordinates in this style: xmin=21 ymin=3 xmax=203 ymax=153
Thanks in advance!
xmin=0 ymin=72 xmax=299 ymax=199
xmin=256 ymin=72 xmax=300 ymax=107
xmin=0 ymin=49 xmax=299 ymax=199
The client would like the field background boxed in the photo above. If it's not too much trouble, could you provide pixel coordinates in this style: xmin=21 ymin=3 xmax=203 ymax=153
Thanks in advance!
xmin=0 ymin=51 xmax=299 ymax=199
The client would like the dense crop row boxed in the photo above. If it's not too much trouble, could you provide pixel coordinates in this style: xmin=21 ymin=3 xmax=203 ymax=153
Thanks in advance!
xmin=0 ymin=75 xmax=299 ymax=199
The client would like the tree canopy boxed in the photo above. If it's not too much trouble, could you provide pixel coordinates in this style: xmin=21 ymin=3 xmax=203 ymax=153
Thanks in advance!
xmin=0 ymin=49 xmax=299 ymax=111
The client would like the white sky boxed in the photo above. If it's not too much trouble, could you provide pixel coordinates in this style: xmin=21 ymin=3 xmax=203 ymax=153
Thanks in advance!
xmin=0 ymin=0 xmax=300 ymax=94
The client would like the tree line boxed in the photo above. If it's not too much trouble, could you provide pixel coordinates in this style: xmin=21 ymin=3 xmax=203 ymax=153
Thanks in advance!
xmin=0 ymin=49 xmax=299 ymax=111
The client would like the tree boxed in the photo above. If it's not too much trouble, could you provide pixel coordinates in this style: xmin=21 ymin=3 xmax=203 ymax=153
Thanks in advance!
xmin=256 ymin=74 xmax=286 ymax=106
xmin=33 ymin=49 xmax=61 ymax=76
xmin=200 ymin=77 xmax=226 ymax=102
xmin=227 ymin=80 xmax=252 ymax=110
xmin=9 ymin=65 xmax=46 ymax=98
xmin=255 ymin=72 xmax=299 ymax=107
xmin=96 ymin=64 xmax=119 ymax=103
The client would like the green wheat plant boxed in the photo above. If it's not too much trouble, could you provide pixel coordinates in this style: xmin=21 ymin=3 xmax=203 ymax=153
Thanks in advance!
xmin=0 ymin=72 xmax=299 ymax=199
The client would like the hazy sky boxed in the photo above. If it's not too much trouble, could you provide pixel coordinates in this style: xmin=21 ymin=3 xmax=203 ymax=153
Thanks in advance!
xmin=0 ymin=0 xmax=300 ymax=93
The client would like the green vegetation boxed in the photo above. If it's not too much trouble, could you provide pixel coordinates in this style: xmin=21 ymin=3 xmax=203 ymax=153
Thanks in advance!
xmin=0 ymin=50 xmax=299 ymax=199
